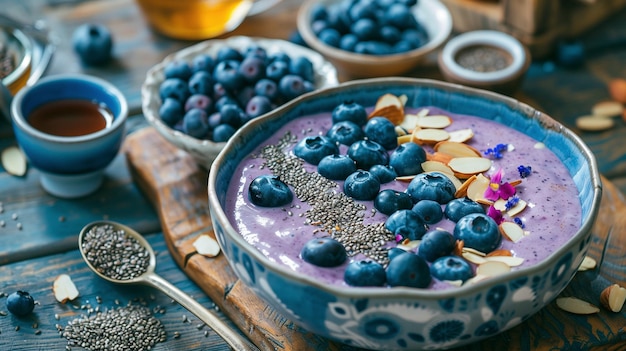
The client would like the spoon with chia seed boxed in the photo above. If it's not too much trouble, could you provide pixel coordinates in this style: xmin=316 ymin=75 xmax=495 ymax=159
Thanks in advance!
xmin=79 ymin=220 xmax=260 ymax=351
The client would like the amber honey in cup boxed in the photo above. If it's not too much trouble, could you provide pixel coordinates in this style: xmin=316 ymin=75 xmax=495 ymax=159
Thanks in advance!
xmin=27 ymin=100 xmax=114 ymax=137
xmin=135 ymin=0 xmax=255 ymax=40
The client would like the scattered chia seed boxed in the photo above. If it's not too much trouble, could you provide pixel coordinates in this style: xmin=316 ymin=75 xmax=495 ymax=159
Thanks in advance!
xmin=455 ymin=45 xmax=511 ymax=73
xmin=81 ymin=224 xmax=150 ymax=281
xmin=62 ymin=304 xmax=166 ymax=351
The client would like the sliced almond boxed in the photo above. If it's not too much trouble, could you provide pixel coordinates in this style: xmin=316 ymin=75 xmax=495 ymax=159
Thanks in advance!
xmin=369 ymin=93 xmax=404 ymax=124
xmin=443 ymin=280 xmax=463 ymax=287
xmin=485 ymin=255 xmax=524 ymax=267
xmin=428 ymin=170 xmax=463 ymax=191
xmin=412 ymin=128 xmax=450 ymax=144
xmin=448 ymin=128 xmax=474 ymax=143
xmin=396 ymin=175 xmax=415 ymax=182
xmin=462 ymin=251 xmax=487 ymax=265
xmin=2 ymin=146 xmax=27 ymax=176
xmin=397 ymin=239 xmax=421 ymax=251
xmin=53 ymin=274 xmax=80 ymax=304
xmin=556 ymin=297 xmax=600 ymax=314
xmin=466 ymin=173 xmax=490 ymax=202
xmin=421 ymin=160 xmax=454 ymax=176
xmin=448 ymin=157 xmax=492 ymax=176
xmin=397 ymin=134 xmax=412 ymax=144
xmin=592 ymin=101 xmax=623 ymax=117
xmin=427 ymin=152 xmax=454 ymax=164
xmin=465 ymin=274 xmax=490 ymax=285
xmin=434 ymin=141 xmax=482 ymax=158
xmin=578 ymin=255 xmax=597 ymax=271
xmin=398 ymin=94 xmax=408 ymax=106
xmin=600 ymin=284 xmax=626 ymax=312
xmin=400 ymin=109 xmax=429 ymax=131
xmin=476 ymin=261 xmax=511 ymax=277
xmin=416 ymin=115 xmax=452 ymax=129
xmin=576 ymin=115 xmax=614 ymax=131
xmin=507 ymin=199 xmax=527 ymax=216
xmin=486 ymin=249 xmax=512 ymax=257
xmin=455 ymin=174 xmax=477 ymax=198
xmin=493 ymin=198 xmax=508 ymax=211
xmin=193 ymin=235 xmax=221 ymax=257
xmin=499 ymin=221 xmax=525 ymax=243
xmin=395 ymin=125 xmax=410 ymax=136
xmin=462 ymin=247 xmax=486 ymax=256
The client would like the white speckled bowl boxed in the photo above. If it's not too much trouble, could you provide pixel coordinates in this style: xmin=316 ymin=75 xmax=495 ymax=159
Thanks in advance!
xmin=141 ymin=36 xmax=339 ymax=169
xmin=208 ymin=77 xmax=601 ymax=350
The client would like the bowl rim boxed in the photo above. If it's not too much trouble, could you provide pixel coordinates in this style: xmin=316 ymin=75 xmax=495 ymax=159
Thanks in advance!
xmin=209 ymin=77 xmax=603 ymax=299
xmin=1 ymin=26 xmax=33 ymax=88
xmin=440 ymin=30 xmax=529 ymax=83
xmin=141 ymin=35 xmax=340 ymax=151
xmin=296 ymin=0 xmax=452 ymax=64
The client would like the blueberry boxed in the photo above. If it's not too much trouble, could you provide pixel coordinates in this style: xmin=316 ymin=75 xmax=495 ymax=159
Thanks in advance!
xmin=388 ymin=247 xmax=408 ymax=261
xmin=236 ymin=86 xmax=256 ymax=108
xmin=72 ymin=23 xmax=113 ymax=66
xmin=401 ymin=28 xmax=428 ymax=48
xmin=266 ymin=60 xmax=290 ymax=82
xmin=289 ymin=56 xmax=314 ymax=82
xmin=318 ymin=28 xmax=342 ymax=47
xmin=213 ymin=60 xmax=245 ymax=91
xmin=417 ymin=229 xmax=456 ymax=262
xmin=268 ymin=51 xmax=291 ymax=65
xmin=369 ymin=164 xmax=397 ymax=184
xmin=380 ymin=25 xmax=402 ymax=43
xmin=212 ymin=123 xmax=236 ymax=142
xmin=332 ymin=101 xmax=368 ymax=126
xmin=385 ymin=209 xmax=427 ymax=241
xmin=339 ymin=34 xmax=359 ymax=52
xmin=389 ymin=142 xmax=427 ymax=176
xmin=384 ymin=4 xmax=416 ymax=29
xmin=163 ymin=60 xmax=193 ymax=80
xmin=238 ymin=56 xmax=266 ymax=83
xmin=344 ymin=170 xmax=380 ymax=201
xmin=444 ymin=197 xmax=486 ymax=222
xmin=364 ymin=117 xmax=398 ymax=150
xmin=412 ymin=199 xmax=444 ymax=224
xmin=301 ymin=237 xmax=347 ymax=267
xmin=215 ymin=95 xmax=239 ymax=112
xmin=216 ymin=46 xmax=243 ymax=62
xmin=351 ymin=18 xmax=377 ymax=41
xmin=248 ymin=175 xmax=293 ymax=207
xmin=344 ymin=260 xmax=387 ymax=287
xmin=244 ymin=44 xmax=267 ymax=60
xmin=349 ymin=1 xmax=377 ymax=21
xmin=317 ymin=154 xmax=357 ymax=180
xmin=374 ymin=189 xmax=413 ymax=215
xmin=354 ymin=41 xmax=393 ymax=55
xmin=212 ymin=83 xmax=231 ymax=102
xmin=430 ymin=256 xmax=473 ymax=282
xmin=182 ymin=108 xmax=209 ymax=138
xmin=347 ymin=140 xmax=389 ymax=170
xmin=159 ymin=78 xmax=190 ymax=103
xmin=406 ymin=172 xmax=456 ymax=204
xmin=184 ymin=94 xmax=213 ymax=113
xmin=254 ymin=79 xmax=279 ymax=100
xmin=6 ymin=291 xmax=35 ymax=316
xmin=159 ymin=97 xmax=184 ymax=126
xmin=385 ymin=252 xmax=431 ymax=288
xmin=188 ymin=71 xmax=214 ymax=95
xmin=293 ymin=135 xmax=338 ymax=165
xmin=279 ymin=74 xmax=311 ymax=101
xmin=454 ymin=213 xmax=502 ymax=254
xmin=245 ymin=95 xmax=273 ymax=119
xmin=310 ymin=3 xmax=328 ymax=21
xmin=191 ymin=53 xmax=215 ymax=73
xmin=326 ymin=121 xmax=364 ymax=146
xmin=219 ymin=104 xmax=245 ymax=128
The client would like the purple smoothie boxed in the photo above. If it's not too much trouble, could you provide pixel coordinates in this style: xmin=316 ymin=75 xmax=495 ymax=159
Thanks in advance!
xmin=224 ymin=106 xmax=582 ymax=289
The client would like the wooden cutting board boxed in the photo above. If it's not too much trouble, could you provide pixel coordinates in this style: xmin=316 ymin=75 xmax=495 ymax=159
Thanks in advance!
xmin=123 ymin=126 xmax=626 ymax=351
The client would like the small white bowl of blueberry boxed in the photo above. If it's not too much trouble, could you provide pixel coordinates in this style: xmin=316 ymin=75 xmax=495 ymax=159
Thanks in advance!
xmin=141 ymin=36 xmax=339 ymax=169
xmin=297 ymin=0 xmax=452 ymax=77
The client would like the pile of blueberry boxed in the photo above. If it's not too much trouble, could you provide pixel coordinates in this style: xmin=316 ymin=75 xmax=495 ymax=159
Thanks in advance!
xmin=249 ymin=100 xmax=502 ymax=288
xmin=309 ymin=0 xmax=429 ymax=55
xmin=158 ymin=45 xmax=316 ymax=142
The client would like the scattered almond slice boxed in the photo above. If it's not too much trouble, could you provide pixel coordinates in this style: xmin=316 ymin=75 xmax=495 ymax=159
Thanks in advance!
xmin=454 ymin=174 xmax=477 ymax=198
xmin=465 ymin=274 xmax=490 ymax=285
xmin=429 ymin=170 xmax=463 ymax=191
xmin=592 ymin=100 xmax=623 ymax=117
xmin=397 ymin=239 xmax=420 ymax=251
xmin=507 ymin=199 xmax=527 ymax=216
xmin=556 ymin=297 xmax=600 ymax=314
xmin=421 ymin=160 xmax=454 ymax=176
xmin=486 ymin=249 xmax=513 ymax=257
xmin=434 ymin=141 xmax=482 ymax=158
xmin=395 ymin=125 xmax=410 ymax=136
xmin=400 ymin=109 xmax=429 ymax=131
xmin=493 ymin=198 xmax=507 ymax=211
xmin=578 ymin=255 xmax=597 ymax=271
xmin=448 ymin=157 xmax=492 ymax=176
xmin=448 ymin=128 xmax=474 ymax=143
xmin=193 ymin=235 xmax=221 ymax=257
xmin=427 ymin=152 xmax=453 ymax=164
xmin=412 ymin=128 xmax=450 ymax=144
xmin=462 ymin=251 xmax=487 ymax=265
xmin=485 ymin=255 xmax=524 ymax=267
xmin=499 ymin=221 xmax=525 ymax=243
xmin=462 ymin=247 xmax=486 ymax=256
xmin=600 ymin=284 xmax=626 ymax=312
xmin=416 ymin=115 xmax=452 ymax=129
xmin=466 ymin=173 xmax=490 ymax=202
xmin=476 ymin=261 xmax=511 ymax=277
xmin=576 ymin=115 xmax=614 ymax=131
xmin=398 ymin=94 xmax=408 ymax=106
xmin=2 ymin=146 xmax=27 ymax=176
xmin=369 ymin=93 xmax=404 ymax=124
xmin=443 ymin=280 xmax=463 ymax=287
xmin=396 ymin=175 xmax=415 ymax=182
xmin=476 ymin=198 xmax=494 ymax=206
xmin=397 ymin=134 xmax=412 ymax=144
xmin=53 ymin=274 xmax=80 ymax=304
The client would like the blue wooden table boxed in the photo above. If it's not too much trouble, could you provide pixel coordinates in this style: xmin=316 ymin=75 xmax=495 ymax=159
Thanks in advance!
xmin=1 ymin=0 xmax=626 ymax=350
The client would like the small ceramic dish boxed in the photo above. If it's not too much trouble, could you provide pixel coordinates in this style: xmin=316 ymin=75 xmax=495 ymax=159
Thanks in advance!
xmin=1 ymin=26 xmax=32 ymax=95
xmin=297 ymin=0 xmax=452 ymax=78
xmin=141 ymin=36 xmax=339 ymax=169
xmin=438 ymin=30 xmax=531 ymax=95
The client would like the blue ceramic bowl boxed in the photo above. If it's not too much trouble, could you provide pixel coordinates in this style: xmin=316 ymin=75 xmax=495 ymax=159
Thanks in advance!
xmin=11 ymin=74 xmax=128 ymax=198
xmin=208 ymin=78 xmax=601 ymax=350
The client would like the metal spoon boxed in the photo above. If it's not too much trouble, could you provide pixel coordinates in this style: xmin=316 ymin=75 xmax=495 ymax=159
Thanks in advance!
xmin=79 ymin=220 xmax=260 ymax=351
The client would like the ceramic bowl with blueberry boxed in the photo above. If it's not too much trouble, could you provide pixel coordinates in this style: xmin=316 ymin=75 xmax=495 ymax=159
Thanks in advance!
xmin=141 ymin=36 xmax=339 ymax=169
xmin=297 ymin=0 xmax=452 ymax=78
xmin=208 ymin=77 xmax=601 ymax=350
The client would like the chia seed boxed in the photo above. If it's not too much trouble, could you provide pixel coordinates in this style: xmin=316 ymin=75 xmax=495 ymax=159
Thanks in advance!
xmin=455 ymin=45 xmax=511 ymax=73
xmin=0 ymin=42 xmax=16 ymax=79
xmin=81 ymin=224 xmax=150 ymax=281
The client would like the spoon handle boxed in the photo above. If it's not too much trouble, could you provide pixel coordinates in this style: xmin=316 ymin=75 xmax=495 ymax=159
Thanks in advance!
xmin=144 ymin=272 xmax=260 ymax=351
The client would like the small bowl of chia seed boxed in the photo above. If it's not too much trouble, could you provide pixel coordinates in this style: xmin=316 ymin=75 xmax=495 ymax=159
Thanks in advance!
xmin=438 ymin=30 xmax=530 ymax=95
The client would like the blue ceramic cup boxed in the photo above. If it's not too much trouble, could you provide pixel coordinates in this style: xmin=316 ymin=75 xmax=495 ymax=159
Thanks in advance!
xmin=10 ymin=74 xmax=128 ymax=198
